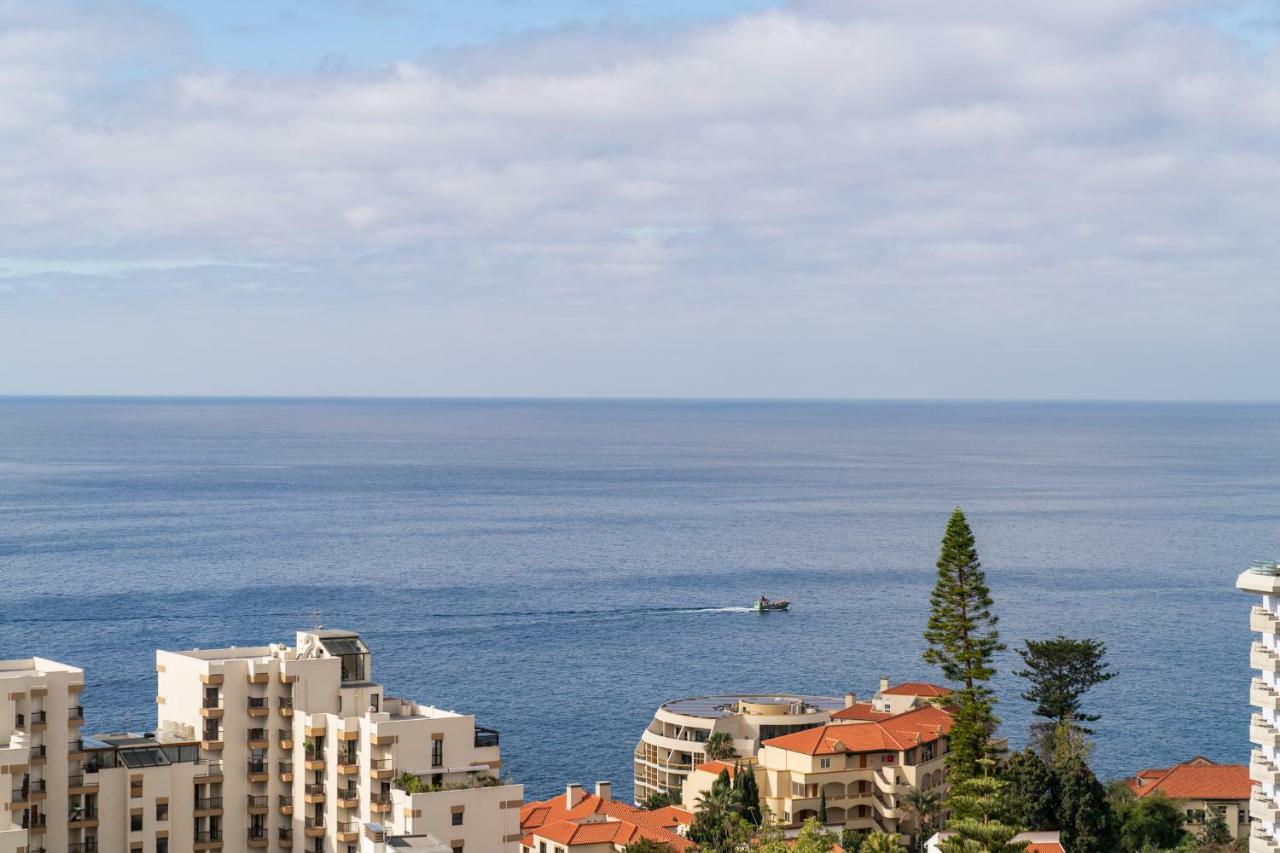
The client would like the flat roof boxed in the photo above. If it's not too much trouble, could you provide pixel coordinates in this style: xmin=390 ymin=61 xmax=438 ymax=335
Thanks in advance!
xmin=167 ymin=646 xmax=275 ymax=661
xmin=660 ymin=694 xmax=844 ymax=718
xmin=0 ymin=657 xmax=83 ymax=676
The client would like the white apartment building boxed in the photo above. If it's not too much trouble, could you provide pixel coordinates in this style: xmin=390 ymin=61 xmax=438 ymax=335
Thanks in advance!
xmin=0 ymin=657 xmax=85 ymax=853
xmin=1 ymin=628 xmax=522 ymax=853
xmin=633 ymin=694 xmax=843 ymax=804
xmin=1238 ymin=560 xmax=1280 ymax=853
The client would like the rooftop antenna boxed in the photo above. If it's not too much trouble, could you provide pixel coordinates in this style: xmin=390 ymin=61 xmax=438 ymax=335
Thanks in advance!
xmin=311 ymin=610 xmax=324 ymax=631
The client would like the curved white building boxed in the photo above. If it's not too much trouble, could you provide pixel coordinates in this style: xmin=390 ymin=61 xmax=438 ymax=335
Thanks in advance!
xmin=633 ymin=694 xmax=842 ymax=804
xmin=1238 ymin=559 xmax=1280 ymax=853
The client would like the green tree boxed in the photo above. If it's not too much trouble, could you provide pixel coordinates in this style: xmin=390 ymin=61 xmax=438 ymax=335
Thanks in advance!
xmin=1201 ymin=807 xmax=1232 ymax=847
xmin=939 ymin=761 xmax=1028 ymax=853
xmin=394 ymin=771 xmax=423 ymax=794
xmin=1015 ymin=636 xmax=1115 ymax=752
xmin=740 ymin=765 xmax=762 ymax=826
xmin=1000 ymin=749 xmax=1058 ymax=831
xmin=1056 ymin=757 xmax=1118 ymax=853
xmin=641 ymin=789 xmax=683 ymax=810
xmin=841 ymin=829 xmax=869 ymax=853
xmin=792 ymin=817 xmax=840 ymax=853
xmin=690 ymin=770 xmax=746 ymax=852
xmin=901 ymin=789 xmax=943 ymax=852
xmin=819 ymin=790 xmax=828 ymax=824
xmin=923 ymin=508 xmax=1004 ymax=780
xmin=705 ymin=731 xmax=738 ymax=761
xmin=1115 ymin=792 xmax=1186 ymax=852
xmin=860 ymin=831 xmax=904 ymax=852
xmin=623 ymin=840 xmax=675 ymax=853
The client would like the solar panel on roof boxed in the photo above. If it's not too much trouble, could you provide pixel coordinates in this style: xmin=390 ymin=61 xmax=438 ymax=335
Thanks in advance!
xmin=319 ymin=636 xmax=368 ymax=656
xmin=120 ymin=748 xmax=171 ymax=768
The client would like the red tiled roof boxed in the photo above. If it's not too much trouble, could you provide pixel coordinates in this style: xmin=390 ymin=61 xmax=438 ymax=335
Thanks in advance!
xmin=881 ymin=682 xmax=951 ymax=697
xmin=1026 ymin=843 xmax=1065 ymax=853
xmin=693 ymin=760 xmax=738 ymax=777
xmin=1125 ymin=757 xmax=1252 ymax=801
xmin=764 ymin=705 xmax=953 ymax=756
xmin=521 ymin=790 xmax=692 ymax=850
xmin=832 ymin=702 xmax=893 ymax=722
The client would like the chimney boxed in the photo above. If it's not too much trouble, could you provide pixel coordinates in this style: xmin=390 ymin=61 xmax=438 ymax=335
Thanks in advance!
xmin=879 ymin=676 xmax=890 ymax=694
xmin=595 ymin=781 xmax=612 ymax=802
xmin=565 ymin=783 xmax=584 ymax=808
xmin=844 ymin=692 xmax=857 ymax=708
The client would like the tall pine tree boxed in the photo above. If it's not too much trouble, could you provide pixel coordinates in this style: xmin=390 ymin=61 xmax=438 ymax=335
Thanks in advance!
xmin=923 ymin=508 xmax=1004 ymax=780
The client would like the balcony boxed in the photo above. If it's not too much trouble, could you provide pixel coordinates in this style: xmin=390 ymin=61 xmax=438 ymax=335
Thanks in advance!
xmin=194 ymin=796 xmax=223 ymax=814
xmin=69 ymin=705 xmax=85 ymax=721
xmin=370 ymin=731 xmax=397 ymax=746
xmin=195 ymin=759 xmax=224 ymax=780
xmin=67 ymin=842 xmax=99 ymax=853
xmin=336 ymin=788 xmax=360 ymax=808
xmin=201 ymin=728 xmax=225 ymax=750
xmin=247 ymin=827 xmax=269 ymax=849
xmin=1254 ymin=751 xmax=1280 ymax=786
xmin=337 ymin=755 xmax=359 ymax=775
xmin=200 ymin=696 xmax=224 ymax=718
xmin=67 ymin=807 xmax=99 ymax=829
xmin=1253 ymin=679 xmax=1280 ymax=711
xmin=247 ymin=794 xmax=269 ymax=814
xmin=304 ymin=782 xmax=326 ymax=804
xmin=279 ymin=761 xmax=294 ymax=782
xmin=1254 ymin=795 xmax=1280 ymax=825
xmin=304 ymin=817 xmax=326 ymax=838
xmin=1253 ymin=643 xmax=1280 ymax=673
xmin=475 ymin=726 xmax=501 ymax=748
xmin=25 ymin=812 xmax=47 ymax=832
xmin=278 ymin=827 xmax=294 ymax=847
xmin=193 ymin=829 xmax=223 ymax=849
xmin=29 ymin=710 xmax=47 ymax=731
xmin=247 ymin=760 xmax=269 ymax=782
xmin=68 ymin=738 xmax=86 ymax=757
xmin=370 ymin=791 xmax=393 ymax=814
xmin=68 ymin=774 xmax=96 ymax=793
xmin=247 ymin=729 xmax=270 ymax=749
xmin=279 ymin=697 xmax=294 ymax=717
xmin=370 ymin=757 xmax=394 ymax=780
xmin=279 ymin=729 xmax=294 ymax=749
xmin=1255 ymin=606 xmax=1280 ymax=636
xmin=1253 ymin=716 xmax=1280 ymax=749
xmin=278 ymin=794 xmax=294 ymax=815
xmin=247 ymin=696 xmax=269 ymax=717
xmin=29 ymin=743 xmax=46 ymax=764
xmin=338 ymin=820 xmax=360 ymax=842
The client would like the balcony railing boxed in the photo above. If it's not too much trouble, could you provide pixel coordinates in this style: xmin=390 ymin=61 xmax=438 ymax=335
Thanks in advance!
xmin=195 ymin=759 xmax=223 ymax=777
xmin=474 ymin=726 xmax=500 ymax=747
xmin=279 ymin=697 xmax=293 ymax=711
xmin=69 ymin=705 xmax=84 ymax=721
xmin=68 ymin=807 xmax=98 ymax=821
xmin=305 ymin=817 xmax=325 ymax=830
xmin=247 ymin=697 xmax=268 ymax=710
xmin=305 ymin=783 xmax=326 ymax=796
xmin=247 ymin=760 xmax=267 ymax=774
xmin=278 ymin=795 xmax=293 ymax=807
xmin=247 ymin=795 xmax=269 ymax=807
xmin=23 ymin=813 xmax=46 ymax=829
xmin=338 ymin=821 xmax=359 ymax=834
xmin=195 ymin=797 xmax=223 ymax=809
xmin=248 ymin=827 xmax=268 ymax=840
xmin=31 ymin=710 xmax=47 ymax=724
xmin=68 ymin=842 xmax=99 ymax=853
xmin=202 ymin=695 xmax=221 ymax=709
xmin=68 ymin=739 xmax=84 ymax=753
xmin=193 ymin=830 xmax=223 ymax=842
xmin=370 ymin=758 xmax=393 ymax=771
xmin=370 ymin=792 xmax=392 ymax=806
xmin=278 ymin=828 xmax=293 ymax=840
xmin=247 ymin=729 xmax=267 ymax=742
xmin=278 ymin=761 xmax=293 ymax=775
xmin=202 ymin=729 xmax=223 ymax=742
xmin=30 ymin=744 xmax=45 ymax=758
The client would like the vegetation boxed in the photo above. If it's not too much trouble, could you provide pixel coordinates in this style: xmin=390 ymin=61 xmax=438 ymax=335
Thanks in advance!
xmin=859 ymin=831 xmax=904 ymax=852
xmin=923 ymin=508 xmax=1004 ymax=782
xmin=841 ymin=829 xmax=869 ymax=852
xmin=1016 ymin=636 xmax=1116 ymax=759
xmin=900 ymin=789 xmax=943 ymax=852
xmin=704 ymin=731 xmax=738 ymax=761
xmin=732 ymin=763 xmax=762 ymax=826
xmin=641 ymin=789 xmax=683 ymax=810
xmin=937 ymin=760 xmax=1028 ymax=853
xmin=394 ymin=771 xmax=423 ymax=794
xmin=1110 ymin=789 xmax=1186 ymax=852
xmin=689 ymin=768 xmax=751 ymax=852
xmin=622 ymin=840 xmax=676 ymax=853
xmin=1055 ymin=757 xmax=1118 ymax=853
xmin=752 ymin=817 xmax=839 ymax=853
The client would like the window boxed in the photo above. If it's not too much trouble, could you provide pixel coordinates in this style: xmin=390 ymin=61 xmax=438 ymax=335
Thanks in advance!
xmin=130 ymin=778 xmax=143 ymax=798
xmin=452 ymin=811 xmax=463 ymax=826
xmin=157 ymin=839 xmax=168 ymax=853
xmin=131 ymin=813 xmax=143 ymax=831
xmin=451 ymin=844 xmax=463 ymax=853
xmin=432 ymin=738 xmax=443 ymax=768
xmin=819 ymin=758 xmax=830 ymax=769
xmin=156 ymin=802 xmax=168 ymax=821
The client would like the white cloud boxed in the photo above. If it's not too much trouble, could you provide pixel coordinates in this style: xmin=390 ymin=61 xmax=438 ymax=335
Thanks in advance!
xmin=0 ymin=0 xmax=1277 ymax=397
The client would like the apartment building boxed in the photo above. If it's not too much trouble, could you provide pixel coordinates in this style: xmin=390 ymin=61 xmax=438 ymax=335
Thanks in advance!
xmin=1238 ymin=559 xmax=1280 ymax=853
xmin=1123 ymin=757 xmax=1251 ymax=841
xmin=682 ymin=703 xmax=953 ymax=844
xmin=155 ymin=628 xmax=523 ymax=853
xmin=2 ymin=628 xmax=521 ymax=853
xmin=633 ymin=694 xmax=843 ymax=805
xmin=0 ymin=657 xmax=85 ymax=853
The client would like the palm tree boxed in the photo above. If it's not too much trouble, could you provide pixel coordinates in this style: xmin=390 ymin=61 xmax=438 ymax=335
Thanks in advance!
xmin=690 ymin=784 xmax=740 ymax=849
xmin=859 ymin=831 xmax=904 ymax=853
xmin=703 ymin=731 xmax=737 ymax=761
xmin=900 ymin=789 xmax=943 ymax=852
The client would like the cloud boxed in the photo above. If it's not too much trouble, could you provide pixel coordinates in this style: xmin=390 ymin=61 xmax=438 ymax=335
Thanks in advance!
xmin=0 ymin=0 xmax=1278 ymax=396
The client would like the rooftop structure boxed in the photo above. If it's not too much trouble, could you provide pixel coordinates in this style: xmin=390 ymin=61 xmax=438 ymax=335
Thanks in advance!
xmin=1124 ymin=756 xmax=1252 ymax=842
xmin=927 ymin=830 xmax=1064 ymax=853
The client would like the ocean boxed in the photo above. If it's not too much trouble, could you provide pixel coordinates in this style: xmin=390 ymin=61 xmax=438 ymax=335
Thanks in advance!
xmin=1 ymin=398 xmax=1276 ymax=800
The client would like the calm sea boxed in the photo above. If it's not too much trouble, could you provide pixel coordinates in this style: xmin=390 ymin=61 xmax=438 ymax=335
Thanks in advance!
xmin=1 ymin=398 xmax=1276 ymax=799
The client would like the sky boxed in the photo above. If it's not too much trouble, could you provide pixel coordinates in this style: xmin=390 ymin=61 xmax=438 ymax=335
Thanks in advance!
xmin=1 ymin=0 xmax=1279 ymax=399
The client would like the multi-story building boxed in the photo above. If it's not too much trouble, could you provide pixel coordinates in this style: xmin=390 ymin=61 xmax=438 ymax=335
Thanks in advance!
xmin=155 ymin=628 xmax=523 ymax=853
xmin=682 ymin=701 xmax=953 ymax=844
xmin=0 ymin=656 xmax=85 ymax=853
xmin=2 ymin=628 xmax=520 ymax=853
xmin=1238 ymin=558 xmax=1280 ymax=853
xmin=633 ymin=694 xmax=843 ymax=804
xmin=520 ymin=782 xmax=693 ymax=852
xmin=1123 ymin=757 xmax=1251 ymax=841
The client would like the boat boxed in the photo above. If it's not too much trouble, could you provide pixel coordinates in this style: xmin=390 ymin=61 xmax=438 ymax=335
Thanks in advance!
xmin=750 ymin=596 xmax=790 ymax=612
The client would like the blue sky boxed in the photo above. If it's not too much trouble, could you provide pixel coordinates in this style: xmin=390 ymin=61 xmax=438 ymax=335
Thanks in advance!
xmin=1 ymin=1 xmax=1278 ymax=398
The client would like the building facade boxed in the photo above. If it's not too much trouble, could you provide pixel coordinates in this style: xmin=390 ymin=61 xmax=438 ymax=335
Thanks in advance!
xmin=2 ymin=628 xmax=520 ymax=853
xmin=1239 ymin=559 xmax=1280 ymax=853
xmin=1123 ymin=757 xmax=1251 ymax=841
xmin=521 ymin=782 xmax=692 ymax=852
xmin=633 ymin=694 xmax=842 ymax=805
xmin=0 ymin=657 xmax=85 ymax=853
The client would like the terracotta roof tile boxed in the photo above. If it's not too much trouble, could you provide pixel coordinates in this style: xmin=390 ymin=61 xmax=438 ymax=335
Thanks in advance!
xmin=1125 ymin=758 xmax=1252 ymax=801
xmin=881 ymin=682 xmax=951 ymax=697
xmin=765 ymin=706 xmax=953 ymax=755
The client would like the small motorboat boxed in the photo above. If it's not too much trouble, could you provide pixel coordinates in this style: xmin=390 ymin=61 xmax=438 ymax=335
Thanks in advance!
xmin=750 ymin=596 xmax=790 ymax=612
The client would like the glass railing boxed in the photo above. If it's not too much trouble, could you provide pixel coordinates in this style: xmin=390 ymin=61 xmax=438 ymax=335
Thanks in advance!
xmin=1251 ymin=561 xmax=1280 ymax=575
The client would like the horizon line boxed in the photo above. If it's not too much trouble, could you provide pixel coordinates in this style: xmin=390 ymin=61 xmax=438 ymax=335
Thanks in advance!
xmin=1 ymin=394 xmax=1279 ymax=405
